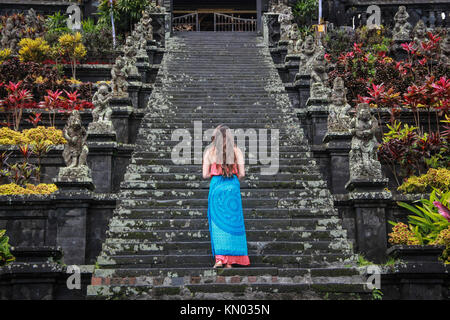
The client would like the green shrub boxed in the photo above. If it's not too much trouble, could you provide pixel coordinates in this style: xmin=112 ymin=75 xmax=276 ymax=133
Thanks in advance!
xmin=0 ymin=230 xmax=15 ymax=266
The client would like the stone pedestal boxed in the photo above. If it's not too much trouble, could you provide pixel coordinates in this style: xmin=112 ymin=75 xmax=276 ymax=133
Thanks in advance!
xmin=293 ymin=73 xmax=310 ymax=109
xmin=305 ymin=97 xmax=329 ymax=145
xmin=139 ymin=83 xmax=153 ymax=109
xmin=323 ymin=132 xmax=352 ymax=194
xmin=126 ymin=74 xmax=143 ymax=109
xmin=346 ymin=178 xmax=391 ymax=263
xmin=110 ymin=97 xmax=133 ymax=144
xmin=277 ymin=40 xmax=289 ymax=63
xmin=54 ymin=166 xmax=95 ymax=192
xmin=285 ymin=54 xmax=300 ymax=83
xmin=87 ymin=133 xmax=117 ymax=194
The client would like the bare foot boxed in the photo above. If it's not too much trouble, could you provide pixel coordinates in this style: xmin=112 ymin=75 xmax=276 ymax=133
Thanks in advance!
xmin=225 ymin=264 xmax=233 ymax=268
xmin=213 ymin=262 xmax=223 ymax=268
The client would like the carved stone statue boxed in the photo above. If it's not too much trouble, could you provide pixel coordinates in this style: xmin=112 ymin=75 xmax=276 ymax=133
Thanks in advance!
xmin=309 ymin=46 xmax=330 ymax=100
xmin=412 ymin=20 xmax=427 ymax=45
xmin=140 ymin=10 xmax=154 ymax=41
xmin=123 ymin=36 xmax=139 ymax=76
xmin=111 ymin=56 xmax=129 ymax=97
xmin=88 ymin=83 xmax=115 ymax=135
xmin=440 ymin=29 xmax=450 ymax=67
xmin=392 ymin=6 xmax=412 ymax=41
xmin=298 ymin=35 xmax=317 ymax=75
xmin=62 ymin=110 xmax=89 ymax=168
xmin=287 ymin=23 xmax=300 ymax=54
xmin=328 ymin=77 xmax=352 ymax=132
xmin=349 ymin=103 xmax=382 ymax=180
xmin=278 ymin=5 xmax=294 ymax=41
xmin=132 ymin=24 xmax=148 ymax=59
xmin=270 ymin=0 xmax=289 ymax=13
xmin=1 ymin=17 xmax=20 ymax=52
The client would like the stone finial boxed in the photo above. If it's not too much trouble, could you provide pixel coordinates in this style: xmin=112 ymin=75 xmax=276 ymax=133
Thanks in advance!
xmin=278 ymin=5 xmax=294 ymax=41
xmin=132 ymin=24 xmax=148 ymax=59
xmin=298 ymin=35 xmax=317 ymax=75
xmin=88 ymin=83 xmax=115 ymax=135
xmin=123 ymin=36 xmax=139 ymax=76
xmin=328 ymin=77 xmax=351 ymax=132
xmin=413 ymin=19 xmax=427 ymax=44
xmin=111 ymin=56 xmax=129 ymax=97
xmin=309 ymin=46 xmax=330 ymax=100
xmin=392 ymin=6 xmax=412 ymax=42
xmin=440 ymin=28 xmax=450 ymax=67
xmin=348 ymin=103 xmax=382 ymax=180
xmin=141 ymin=10 xmax=154 ymax=41
xmin=287 ymin=23 xmax=300 ymax=54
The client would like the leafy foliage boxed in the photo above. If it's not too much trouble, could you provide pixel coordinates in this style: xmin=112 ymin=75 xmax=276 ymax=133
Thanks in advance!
xmin=97 ymin=0 xmax=151 ymax=34
xmin=0 ymin=230 xmax=15 ymax=266
xmin=398 ymin=168 xmax=450 ymax=194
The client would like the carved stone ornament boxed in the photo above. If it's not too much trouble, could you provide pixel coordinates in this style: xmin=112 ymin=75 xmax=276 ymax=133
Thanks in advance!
xmin=392 ymin=6 xmax=412 ymax=42
xmin=348 ymin=103 xmax=382 ymax=180
xmin=327 ymin=77 xmax=351 ymax=132
xmin=88 ymin=83 xmax=115 ymax=134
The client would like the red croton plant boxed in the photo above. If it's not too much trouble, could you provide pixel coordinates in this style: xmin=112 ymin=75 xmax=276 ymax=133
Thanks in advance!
xmin=0 ymin=81 xmax=94 ymax=130
xmin=328 ymin=30 xmax=450 ymax=186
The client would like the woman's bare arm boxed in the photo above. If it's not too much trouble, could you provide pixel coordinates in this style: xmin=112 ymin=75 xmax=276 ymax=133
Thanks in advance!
xmin=235 ymin=147 xmax=245 ymax=179
xmin=202 ymin=147 xmax=212 ymax=179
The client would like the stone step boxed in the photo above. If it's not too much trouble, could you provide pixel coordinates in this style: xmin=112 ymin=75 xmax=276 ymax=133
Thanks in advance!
xmin=102 ymin=239 xmax=350 ymax=255
xmin=98 ymin=252 xmax=354 ymax=269
xmin=105 ymin=229 xmax=347 ymax=242
xmin=118 ymin=180 xmax=325 ymax=191
xmin=130 ymin=156 xmax=316 ymax=168
xmin=92 ymin=266 xmax=361 ymax=279
xmin=124 ymin=164 xmax=317 ymax=174
xmin=108 ymin=217 xmax=343 ymax=232
xmin=118 ymin=188 xmax=328 ymax=201
xmin=115 ymin=207 xmax=338 ymax=220
xmin=88 ymin=281 xmax=370 ymax=300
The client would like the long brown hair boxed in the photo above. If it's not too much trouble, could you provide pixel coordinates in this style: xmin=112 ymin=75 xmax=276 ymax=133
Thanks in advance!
xmin=212 ymin=125 xmax=237 ymax=178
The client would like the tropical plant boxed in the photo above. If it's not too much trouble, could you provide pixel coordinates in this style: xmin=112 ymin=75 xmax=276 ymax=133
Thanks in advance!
xmin=398 ymin=168 xmax=450 ymax=194
xmin=396 ymin=190 xmax=450 ymax=244
xmin=0 ymin=230 xmax=15 ymax=266
xmin=18 ymin=37 xmax=51 ymax=62
xmin=0 ymin=183 xmax=58 ymax=195
xmin=0 ymin=81 xmax=36 ymax=131
xmin=58 ymin=32 xmax=87 ymax=79
xmin=97 ymin=0 xmax=151 ymax=34
xmin=292 ymin=0 xmax=318 ymax=26
xmin=0 ymin=48 xmax=12 ymax=63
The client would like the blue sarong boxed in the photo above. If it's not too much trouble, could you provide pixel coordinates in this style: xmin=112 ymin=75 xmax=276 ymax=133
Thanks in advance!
xmin=207 ymin=175 xmax=248 ymax=257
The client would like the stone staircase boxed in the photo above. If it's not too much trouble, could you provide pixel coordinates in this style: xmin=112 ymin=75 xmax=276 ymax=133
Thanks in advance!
xmin=88 ymin=32 xmax=370 ymax=299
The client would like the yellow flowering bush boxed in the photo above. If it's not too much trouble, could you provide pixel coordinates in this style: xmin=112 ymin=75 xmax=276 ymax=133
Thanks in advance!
xmin=22 ymin=126 xmax=67 ymax=146
xmin=0 ymin=183 xmax=58 ymax=195
xmin=431 ymin=227 xmax=450 ymax=263
xmin=58 ymin=32 xmax=87 ymax=79
xmin=18 ymin=37 xmax=51 ymax=62
xmin=0 ymin=127 xmax=66 ymax=146
xmin=0 ymin=48 xmax=12 ymax=63
xmin=388 ymin=222 xmax=420 ymax=245
xmin=0 ymin=127 xmax=29 ymax=145
xmin=398 ymin=168 xmax=450 ymax=194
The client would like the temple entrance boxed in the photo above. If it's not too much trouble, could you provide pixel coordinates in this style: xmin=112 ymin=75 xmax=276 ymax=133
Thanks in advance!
xmin=172 ymin=0 xmax=260 ymax=32
xmin=173 ymin=11 xmax=257 ymax=32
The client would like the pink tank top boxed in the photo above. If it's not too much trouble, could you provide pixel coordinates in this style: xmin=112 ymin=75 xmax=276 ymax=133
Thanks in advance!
xmin=210 ymin=162 xmax=238 ymax=176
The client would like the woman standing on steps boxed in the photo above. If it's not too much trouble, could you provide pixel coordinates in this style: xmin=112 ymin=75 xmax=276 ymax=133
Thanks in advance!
xmin=202 ymin=125 xmax=250 ymax=269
